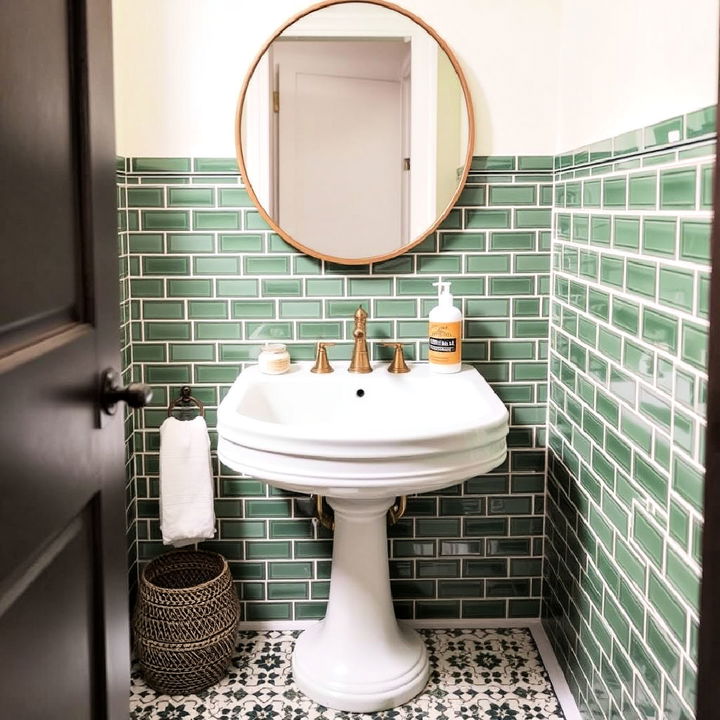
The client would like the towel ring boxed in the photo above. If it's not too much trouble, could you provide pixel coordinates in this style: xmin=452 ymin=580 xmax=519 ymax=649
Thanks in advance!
xmin=168 ymin=386 xmax=205 ymax=418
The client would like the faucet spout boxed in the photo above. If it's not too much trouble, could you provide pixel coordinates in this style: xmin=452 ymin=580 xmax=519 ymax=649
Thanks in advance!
xmin=348 ymin=306 xmax=372 ymax=373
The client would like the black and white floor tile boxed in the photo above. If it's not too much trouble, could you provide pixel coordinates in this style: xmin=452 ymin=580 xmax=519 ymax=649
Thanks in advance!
xmin=130 ymin=628 xmax=566 ymax=719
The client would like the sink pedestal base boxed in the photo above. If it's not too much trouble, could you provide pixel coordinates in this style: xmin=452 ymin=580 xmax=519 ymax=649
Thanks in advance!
xmin=292 ymin=496 xmax=429 ymax=712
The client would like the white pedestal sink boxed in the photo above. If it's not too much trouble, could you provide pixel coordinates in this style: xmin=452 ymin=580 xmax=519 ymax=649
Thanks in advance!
xmin=217 ymin=362 xmax=508 ymax=712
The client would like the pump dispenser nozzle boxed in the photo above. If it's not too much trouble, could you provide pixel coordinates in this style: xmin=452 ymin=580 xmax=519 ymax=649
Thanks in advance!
xmin=432 ymin=277 xmax=453 ymax=308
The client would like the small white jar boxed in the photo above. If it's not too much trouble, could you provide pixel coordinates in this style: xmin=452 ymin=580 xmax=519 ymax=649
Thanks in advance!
xmin=258 ymin=343 xmax=291 ymax=374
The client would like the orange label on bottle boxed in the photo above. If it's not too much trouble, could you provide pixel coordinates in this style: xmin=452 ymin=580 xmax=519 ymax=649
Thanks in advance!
xmin=428 ymin=321 xmax=462 ymax=364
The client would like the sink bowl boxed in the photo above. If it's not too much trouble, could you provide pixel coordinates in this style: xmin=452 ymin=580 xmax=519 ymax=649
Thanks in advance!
xmin=217 ymin=361 xmax=509 ymax=712
xmin=217 ymin=362 xmax=508 ymax=498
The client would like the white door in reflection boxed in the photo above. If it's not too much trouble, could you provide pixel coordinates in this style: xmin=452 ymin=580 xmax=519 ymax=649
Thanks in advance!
xmin=275 ymin=40 xmax=408 ymax=258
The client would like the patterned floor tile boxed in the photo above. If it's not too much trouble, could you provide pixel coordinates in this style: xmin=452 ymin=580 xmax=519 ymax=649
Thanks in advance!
xmin=130 ymin=627 xmax=565 ymax=719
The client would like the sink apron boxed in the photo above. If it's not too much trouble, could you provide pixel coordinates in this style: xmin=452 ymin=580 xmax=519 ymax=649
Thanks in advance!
xmin=292 ymin=496 xmax=429 ymax=712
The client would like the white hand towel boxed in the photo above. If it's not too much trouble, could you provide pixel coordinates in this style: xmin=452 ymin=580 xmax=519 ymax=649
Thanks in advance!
xmin=159 ymin=415 xmax=216 ymax=548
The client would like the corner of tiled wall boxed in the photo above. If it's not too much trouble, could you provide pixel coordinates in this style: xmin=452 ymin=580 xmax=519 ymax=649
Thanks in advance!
xmin=118 ymin=156 xmax=138 ymax=599
xmin=544 ymin=104 xmax=714 ymax=720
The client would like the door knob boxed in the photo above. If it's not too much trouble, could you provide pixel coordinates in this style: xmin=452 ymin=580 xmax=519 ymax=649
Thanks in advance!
xmin=100 ymin=368 xmax=152 ymax=415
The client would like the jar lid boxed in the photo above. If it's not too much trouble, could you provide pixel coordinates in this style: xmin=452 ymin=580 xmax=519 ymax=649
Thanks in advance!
xmin=262 ymin=343 xmax=287 ymax=354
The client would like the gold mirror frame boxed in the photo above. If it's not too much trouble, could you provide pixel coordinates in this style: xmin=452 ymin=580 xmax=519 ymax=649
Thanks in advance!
xmin=235 ymin=0 xmax=475 ymax=266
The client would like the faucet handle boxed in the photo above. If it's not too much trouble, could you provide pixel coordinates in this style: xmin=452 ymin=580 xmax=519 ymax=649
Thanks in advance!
xmin=381 ymin=342 xmax=411 ymax=374
xmin=311 ymin=342 xmax=335 ymax=374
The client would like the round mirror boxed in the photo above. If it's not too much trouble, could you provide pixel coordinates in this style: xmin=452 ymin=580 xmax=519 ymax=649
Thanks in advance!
xmin=236 ymin=0 xmax=474 ymax=265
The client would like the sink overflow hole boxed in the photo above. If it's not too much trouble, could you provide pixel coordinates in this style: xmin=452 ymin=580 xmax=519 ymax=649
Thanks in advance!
xmin=356 ymin=389 xmax=365 ymax=398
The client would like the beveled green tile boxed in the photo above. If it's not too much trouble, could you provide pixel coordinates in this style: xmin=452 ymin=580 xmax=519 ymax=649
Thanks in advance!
xmin=701 ymin=164 xmax=713 ymax=208
xmin=297 ymin=321 xmax=343 ymax=340
xmin=245 ymin=321 xmax=292 ymax=340
xmin=591 ymin=216 xmax=611 ymax=246
xmin=195 ymin=322 xmax=242 ymax=340
xmin=279 ymin=300 xmax=322 ymax=319
xmin=699 ymin=272 xmax=710 ymax=319
xmin=245 ymin=256 xmax=290 ymax=275
xmin=603 ymin=178 xmax=626 ymax=207
xmin=471 ymin=156 xmax=515 ymax=171
xmin=127 ymin=187 xmax=164 ymax=207
xmin=169 ymin=343 xmax=215 ymax=362
xmin=465 ymin=209 xmax=511 ymax=228
xmin=642 ymin=151 xmax=676 ymax=167
xmin=132 ymin=157 xmax=191 ymax=173
xmin=167 ymin=233 xmax=214 ymax=253
xmin=218 ymin=188 xmax=252 ymax=207
xmin=193 ymin=210 xmax=241 ymax=230
xmin=518 ymin=155 xmax=553 ymax=170
xmin=583 ymin=180 xmax=601 ymax=207
xmin=456 ymin=186 xmax=485 ymax=206
xmin=261 ymin=279 xmax=302 ymax=297
xmin=142 ymin=300 xmax=184 ymax=319
xmin=168 ymin=279 xmax=213 ymax=297
xmin=440 ymin=232 xmax=485 ymax=251
xmin=600 ymin=256 xmax=623 ymax=288
xmin=514 ymin=209 xmax=551 ymax=228
xmin=129 ymin=233 xmax=164 ymax=253
xmin=142 ymin=210 xmax=189 ymax=231
xmin=645 ymin=116 xmax=683 ymax=148
xmin=463 ymin=255 xmax=510 ymax=276
xmin=168 ymin=187 xmax=214 ymax=207
xmin=194 ymin=256 xmax=240 ymax=274
xmin=681 ymin=321 xmax=708 ymax=370
xmin=625 ymin=261 xmax=656 ymax=298
xmin=417 ymin=255 xmax=462 ymax=274
xmin=219 ymin=233 xmax=263 ymax=252
xmin=628 ymin=173 xmax=657 ymax=208
xmin=348 ymin=278 xmax=393 ymax=296
xmin=643 ymin=218 xmax=676 ymax=257
xmin=305 ymin=278 xmax=344 ymax=296
xmin=146 ymin=365 xmax=191 ymax=384
xmin=489 ymin=185 xmax=536 ymax=205
xmin=489 ymin=277 xmax=534 ymax=296
xmin=679 ymin=220 xmax=711 ymax=262
xmin=489 ymin=231 xmax=535 ymax=251
xmin=188 ymin=300 xmax=228 ymax=319
xmin=660 ymin=168 xmax=696 ymax=209
xmin=142 ymin=257 xmax=189 ymax=275
xmin=613 ymin=217 xmax=640 ymax=250
xmin=632 ymin=510 xmax=663 ymax=568
xmin=374 ymin=299 xmax=416 ymax=318
xmin=326 ymin=300 xmax=369 ymax=318
xmin=686 ymin=105 xmax=716 ymax=138
xmin=131 ymin=279 xmax=164 ymax=297
xmin=145 ymin=322 xmax=191 ymax=341
xmin=612 ymin=298 xmax=639 ymax=335
xmin=658 ymin=268 xmax=693 ymax=311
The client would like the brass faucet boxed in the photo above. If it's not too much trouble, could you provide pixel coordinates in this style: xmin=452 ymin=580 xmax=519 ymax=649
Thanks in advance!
xmin=348 ymin=306 xmax=372 ymax=373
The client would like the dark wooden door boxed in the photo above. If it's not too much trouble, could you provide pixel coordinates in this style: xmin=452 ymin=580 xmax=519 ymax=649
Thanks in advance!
xmin=0 ymin=2 xmax=130 ymax=719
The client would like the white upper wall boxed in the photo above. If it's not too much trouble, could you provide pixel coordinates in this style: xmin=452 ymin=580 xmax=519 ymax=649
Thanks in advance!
xmin=112 ymin=0 xmax=718 ymax=158
xmin=111 ymin=0 xmax=560 ymax=157
xmin=556 ymin=0 xmax=719 ymax=151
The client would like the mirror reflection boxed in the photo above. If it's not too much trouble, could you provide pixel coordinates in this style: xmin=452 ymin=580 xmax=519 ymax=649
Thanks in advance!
xmin=238 ymin=1 xmax=472 ymax=263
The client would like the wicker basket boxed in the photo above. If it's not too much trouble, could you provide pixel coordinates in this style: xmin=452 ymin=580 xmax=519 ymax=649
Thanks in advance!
xmin=133 ymin=549 xmax=240 ymax=695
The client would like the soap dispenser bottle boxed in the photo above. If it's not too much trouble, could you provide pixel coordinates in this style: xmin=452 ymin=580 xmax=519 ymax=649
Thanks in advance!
xmin=428 ymin=277 xmax=462 ymax=374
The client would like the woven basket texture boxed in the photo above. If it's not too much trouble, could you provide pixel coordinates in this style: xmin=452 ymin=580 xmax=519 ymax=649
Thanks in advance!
xmin=133 ymin=549 xmax=240 ymax=695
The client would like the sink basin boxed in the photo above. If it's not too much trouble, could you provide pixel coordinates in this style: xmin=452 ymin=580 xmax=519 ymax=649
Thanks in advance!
xmin=217 ymin=361 xmax=509 ymax=712
xmin=217 ymin=362 xmax=508 ymax=498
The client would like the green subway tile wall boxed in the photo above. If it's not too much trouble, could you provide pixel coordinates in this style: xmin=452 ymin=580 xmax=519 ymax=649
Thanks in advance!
xmin=117 ymin=155 xmax=552 ymax=622
xmin=117 ymin=105 xmax=714 ymax=718
xmin=544 ymin=110 xmax=713 ymax=720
